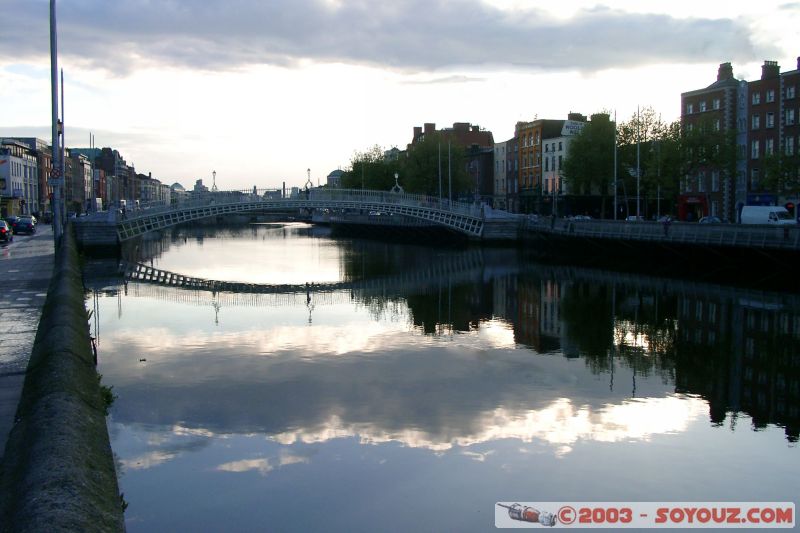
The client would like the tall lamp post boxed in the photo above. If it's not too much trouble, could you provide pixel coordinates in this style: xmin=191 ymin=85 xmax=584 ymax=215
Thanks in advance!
xmin=49 ymin=0 xmax=64 ymax=242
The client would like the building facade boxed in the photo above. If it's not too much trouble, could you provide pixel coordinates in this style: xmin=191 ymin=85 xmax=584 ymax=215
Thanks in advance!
xmin=516 ymin=119 xmax=563 ymax=213
xmin=681 ymin=59 xmax=800 ymax=222
xmin=541 ymin=116 xmax=587 ymax=217
xmin=0 ymin=139 xmax=39 ymax=216
xmin=493 ymin=141 xmax=508 ymax=210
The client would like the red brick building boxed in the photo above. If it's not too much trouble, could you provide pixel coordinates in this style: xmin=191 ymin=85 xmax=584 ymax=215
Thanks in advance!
xmin=681 ymin=58 xmax=800 ymax=222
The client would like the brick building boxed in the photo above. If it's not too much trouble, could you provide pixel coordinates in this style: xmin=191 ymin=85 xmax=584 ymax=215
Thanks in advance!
xmin=681 ymin=58 xmax=800 ymax=222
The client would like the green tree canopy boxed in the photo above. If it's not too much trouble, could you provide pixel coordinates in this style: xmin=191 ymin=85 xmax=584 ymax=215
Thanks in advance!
xmin=562 ymin=112 xmax=616 ymax=216
xmin=341 ymin=145 xmax=400 ymax=190
xmin=402 ymin=133 xmax=472 ymax=197
xmin=617 ymin=108 xmax=683 ymax=214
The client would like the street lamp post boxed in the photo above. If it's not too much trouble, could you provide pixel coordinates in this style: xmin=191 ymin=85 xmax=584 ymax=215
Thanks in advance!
xmin=49 ymin=0 xmax=64 ymax=243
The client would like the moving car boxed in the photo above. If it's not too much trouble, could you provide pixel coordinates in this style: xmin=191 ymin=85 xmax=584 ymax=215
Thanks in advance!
xmin=4 ymin=216 xmax=20 ymax=234
xmin=15 ymin=217 xmax=35 ymax=235
xmin=0 ymin=220 xmax=12 ymax=243
xmin=699 ymin=216 xmax=722 ymax=224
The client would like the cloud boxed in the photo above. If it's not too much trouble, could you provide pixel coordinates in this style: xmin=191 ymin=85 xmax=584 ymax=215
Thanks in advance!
xmin=402 ymin=75 xmax=488 ymax=85
xmin=1 ymin=0 xmax=771 ymax=75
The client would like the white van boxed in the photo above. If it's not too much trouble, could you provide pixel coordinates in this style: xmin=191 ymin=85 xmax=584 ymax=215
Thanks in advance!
xmin=739 ymin=206 xmax=797 ymax=225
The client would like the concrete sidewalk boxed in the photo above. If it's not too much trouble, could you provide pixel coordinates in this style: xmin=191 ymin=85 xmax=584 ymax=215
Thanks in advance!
xmin=0 ymin=224 xmax=55 ymax=462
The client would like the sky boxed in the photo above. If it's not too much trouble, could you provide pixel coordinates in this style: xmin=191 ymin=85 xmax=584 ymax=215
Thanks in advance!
xmin=0 ymin=0 xmax=798 ymax=191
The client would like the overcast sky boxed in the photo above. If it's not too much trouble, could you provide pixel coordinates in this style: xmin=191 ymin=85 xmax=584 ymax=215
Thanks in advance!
xmin=1 ymin=0 xmax=798 ymax=190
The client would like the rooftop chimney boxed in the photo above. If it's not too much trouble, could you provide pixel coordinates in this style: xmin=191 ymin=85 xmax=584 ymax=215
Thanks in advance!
xmin=761 ymin=60 xmax=780 ymax=80
xmin=717 ymin=62 xmax=734 ymax=81
xmin=424 ymin=123 xmax=436 ymax=135
xmin=413 ymin=126 xmax=422 ymax=139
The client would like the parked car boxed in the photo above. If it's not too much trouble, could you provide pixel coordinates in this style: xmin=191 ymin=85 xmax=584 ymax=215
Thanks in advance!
xmin=625 ymin=215 xmax=644 ymax=221
xmin=699 ymin=216 xmax=722 ymax=224
xmin=15 ymin=217 xmax=35 ymax=235
xmin=740 ymin=205 xmax=797 ymax=225
xmin=4 ymin=216 xmax=20 ymax=234
xmin=0 ymin=220 xmax=13 ymax=243
xmin=21 ymin=214 xmax=37 ymax=226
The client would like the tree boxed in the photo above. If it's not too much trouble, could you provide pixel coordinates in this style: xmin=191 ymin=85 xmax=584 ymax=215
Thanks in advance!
xmin=341 ymin=145 xmax=399 ymax=190
xmin=617 ymin=109 xmax=683 ymax=216
xmin=401 ymin=133 xmax=472 ymax=197
xmin=761 ymin=150 xmax=800 ymax=199
xmin=562 ymin=112 xmax=615 ymax=217
xmin=680 ymin=117 xmax=738 ymax=191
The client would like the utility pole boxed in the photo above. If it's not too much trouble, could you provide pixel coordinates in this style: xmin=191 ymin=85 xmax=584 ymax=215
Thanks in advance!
xmin=636 ymin=106 xmax=641 ymax=220
xmin=438 ymin=143 xmax=442 ymax=203
xmin=613 ymin=110 xmax=617 ymax=220
xmin=448 ymin=142 xmax=452 ymax=206
xmin=49 ymin=0 xmax=64 ymax=243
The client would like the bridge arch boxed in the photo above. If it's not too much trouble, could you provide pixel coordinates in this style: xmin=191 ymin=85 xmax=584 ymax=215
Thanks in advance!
xmin=114 ymin=189 xmax=493 ymax=242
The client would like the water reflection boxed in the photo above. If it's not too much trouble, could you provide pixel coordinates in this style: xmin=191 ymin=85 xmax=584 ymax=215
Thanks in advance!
xmin=88 ymin=223 xmax=799 ymax=530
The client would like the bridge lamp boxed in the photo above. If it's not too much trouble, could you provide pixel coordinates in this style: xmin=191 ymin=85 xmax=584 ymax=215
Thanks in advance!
xmin=391 ymin=172 xmax=404 ymax=194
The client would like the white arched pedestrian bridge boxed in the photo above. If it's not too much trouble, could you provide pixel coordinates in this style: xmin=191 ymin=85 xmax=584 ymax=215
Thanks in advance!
xmin=105 ymin=188 xmax=511 ymax=242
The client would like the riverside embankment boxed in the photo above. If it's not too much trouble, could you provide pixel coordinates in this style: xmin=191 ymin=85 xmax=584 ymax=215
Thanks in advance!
xmin=0 ymin=226 xmax=124 ymax=532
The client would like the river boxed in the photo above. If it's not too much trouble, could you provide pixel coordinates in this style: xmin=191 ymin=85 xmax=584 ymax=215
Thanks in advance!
xmin=84 ymin=221 xmax=798 ymax=532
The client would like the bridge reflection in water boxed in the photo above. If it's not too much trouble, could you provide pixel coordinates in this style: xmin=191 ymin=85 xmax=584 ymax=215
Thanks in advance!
xmin=88 ymin=248 xmax=800 ymax=443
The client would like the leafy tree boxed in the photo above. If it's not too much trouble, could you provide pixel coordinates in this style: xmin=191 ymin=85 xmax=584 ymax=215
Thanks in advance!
xmin=561 ymin=112 xmax=615 ymax=217
xmin=341 ymin=145 xmax=400 ymax=190
xmin=402 ymin=133 xmax=472 ymax=197
xmin=762 ymin=150 xmax=800 ymax=198
xmin=680 ymin=117 xmax=738 ymax=193
xmin=617 ymin=109 xmax=683 ymax=216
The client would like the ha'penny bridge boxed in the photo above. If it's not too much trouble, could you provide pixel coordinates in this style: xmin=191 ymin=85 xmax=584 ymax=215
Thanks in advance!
xmin=74 ymin=188 xmax=522 ymax=245
xmin=73 ymin=187 xmax=800 ymax=256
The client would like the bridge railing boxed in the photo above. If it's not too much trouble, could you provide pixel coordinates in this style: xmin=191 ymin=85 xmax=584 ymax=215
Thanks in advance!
xmin=95 ymin=187 xmax=498 ymax=223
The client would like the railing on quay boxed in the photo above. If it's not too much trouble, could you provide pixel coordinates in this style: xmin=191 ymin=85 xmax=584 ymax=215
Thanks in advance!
xmin=523 ymin=216 xmax=800 ymax=251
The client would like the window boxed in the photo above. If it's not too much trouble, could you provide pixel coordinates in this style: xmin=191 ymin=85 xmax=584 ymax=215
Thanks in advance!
xmin=711 ymin=170 xmax=720 ymax=192
xmin=698 ymin=172 xmax=706 ymax=192
xmin=766 ymin=138 xmax=774 ymax=156
xmin=713 ymin=98 xmax=721 ymax=110
xmin=752 ymin=140 xmax=760 ymax=159
xmin=766 ymin=112 xmax=774 ymax=128
xmin=699 ymin=100 xmax=707 ymax=112
xmin=752 ymin=114 xmax=760 ymax=129
xmin=787 ymin=109 xmax=796 ymax=126
xmin=752 ymin=168 xmax=760 ymax=189
xmin=558 ymin=142 xmax=563 ymax=151
xmin=766 ymin=89 xmax=775 ymax=103
xmin=686 ymin=103 xmax=694 ymax=114
xmin=686 ymin=123 xmax=694 ymax=132
xmin=714 ymin=119 xmax=721 ymax=131
xmin=752 ymin=92 xmax=761 ymax=105
xmin=787 ymin=137 xmax=796 ymax=156
xmin=788 ymin=86 xmax=796 ymax=99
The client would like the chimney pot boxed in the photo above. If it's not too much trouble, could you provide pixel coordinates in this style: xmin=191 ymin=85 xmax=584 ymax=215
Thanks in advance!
xmin=717 ymin=62 xmax=733 ymax=82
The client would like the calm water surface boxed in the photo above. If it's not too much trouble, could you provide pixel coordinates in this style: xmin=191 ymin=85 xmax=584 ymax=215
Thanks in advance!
xmin=85 ymin=223 xmax=799 ymax=532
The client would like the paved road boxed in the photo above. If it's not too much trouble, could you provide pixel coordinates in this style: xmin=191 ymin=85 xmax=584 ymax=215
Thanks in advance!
xmin=0 ymin=224 xmax=55 ymax=462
